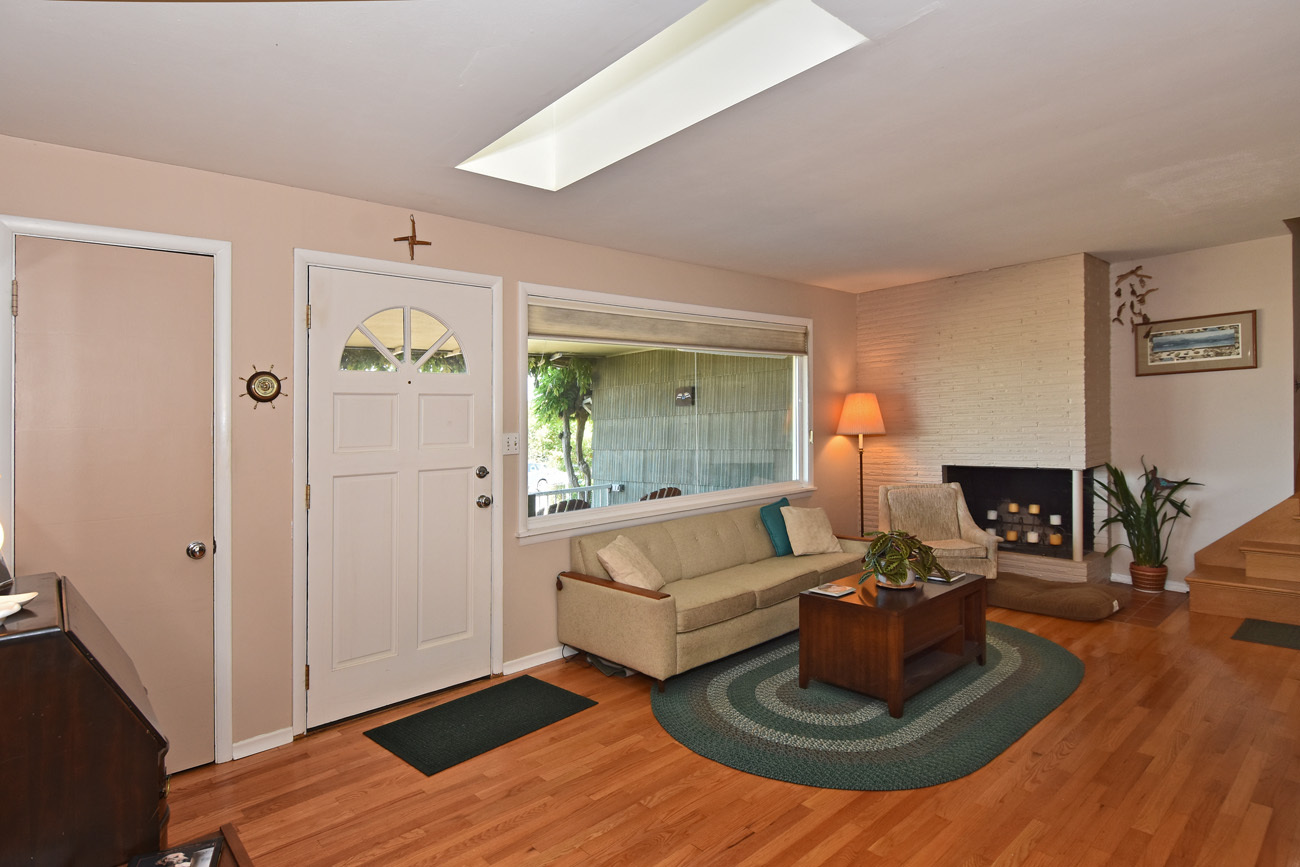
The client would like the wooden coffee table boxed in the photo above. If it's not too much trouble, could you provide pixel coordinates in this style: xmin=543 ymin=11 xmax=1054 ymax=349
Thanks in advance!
xmin=798 ymin=572 xmax=987 ymax=718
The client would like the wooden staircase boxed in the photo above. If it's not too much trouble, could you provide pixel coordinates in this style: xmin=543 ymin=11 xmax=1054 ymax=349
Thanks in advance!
xmin=1186 ymin=495 xmax=1300 ymax=624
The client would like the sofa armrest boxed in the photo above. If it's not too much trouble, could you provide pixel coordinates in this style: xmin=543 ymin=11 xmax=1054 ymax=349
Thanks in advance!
xmin=555 ymin=570 xmax=669 ymax=600
xmin=555 ymin=571 xmax=678 ymax=681
xmin=834 ymin=535 xmax=871 ymax=558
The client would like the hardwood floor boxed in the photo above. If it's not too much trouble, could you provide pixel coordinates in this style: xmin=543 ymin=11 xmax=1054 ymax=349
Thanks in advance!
xmin=167 ymin=603 xmax=1300 ymax=866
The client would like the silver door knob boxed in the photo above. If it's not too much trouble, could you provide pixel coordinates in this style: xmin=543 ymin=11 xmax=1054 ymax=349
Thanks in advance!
xmin=476 ymin=495 xmax=492 ymax=508
xmin=186 ymin=541 xmax=207 ymax=560
xmin=475 ymin=465 xmax=489 ymax=478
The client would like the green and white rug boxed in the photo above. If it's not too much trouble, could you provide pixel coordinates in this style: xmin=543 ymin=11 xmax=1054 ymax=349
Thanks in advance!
xmin=651 ymin=622 xmax=1083 ymax=790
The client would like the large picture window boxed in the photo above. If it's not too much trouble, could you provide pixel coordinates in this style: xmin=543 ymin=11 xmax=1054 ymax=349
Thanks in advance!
xmin=523 ymin=287 xmax=811 ymax=531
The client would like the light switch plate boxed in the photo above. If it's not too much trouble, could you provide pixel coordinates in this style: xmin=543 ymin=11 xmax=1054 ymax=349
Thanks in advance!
xmin=503 ymin=433 xmax=520 ymax=455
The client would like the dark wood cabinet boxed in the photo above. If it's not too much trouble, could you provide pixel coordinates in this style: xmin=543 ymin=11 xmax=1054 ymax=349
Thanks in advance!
xmin=0 ymin=573 xmax=169 ymax=866
xmin=799 ymin=573 xmax=987 ymax=718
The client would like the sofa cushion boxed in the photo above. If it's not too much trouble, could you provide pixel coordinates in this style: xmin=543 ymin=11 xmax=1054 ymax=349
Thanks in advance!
xmin=667 ymin=515 xmax=756 ymax=578
xmin=759 ymin=497 xmax=793 ymax=556
xmin=792 ymin=550 xmax=867 ymax=586
xmin=572 ymin=522 xmax=687 ymax=583
xmin=928 ymin=538 xmax=988 ymax=559
xmin=781 ymin=506 xmax=843 ymax=555
xmin=692 ymin=560 xmax=818 ymax=610
xmin=662 ymin=575 xmax=758 ymax=633
xmin=596 ymin=535 xmax=667 ymax=591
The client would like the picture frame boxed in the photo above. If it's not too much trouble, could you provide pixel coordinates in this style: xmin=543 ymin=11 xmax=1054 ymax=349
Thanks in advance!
xmin=1134 ymin=310 xmax=1257 ymax=376
xmin=128 ymin=835 xmax=224 ymax=867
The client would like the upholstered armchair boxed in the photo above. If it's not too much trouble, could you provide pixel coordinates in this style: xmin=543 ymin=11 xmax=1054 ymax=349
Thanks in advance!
xmin=877 ymin=482 xmax=998 ymax=581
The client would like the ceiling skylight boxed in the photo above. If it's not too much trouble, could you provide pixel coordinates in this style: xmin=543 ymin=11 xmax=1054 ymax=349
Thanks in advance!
xmin=456 ymin=0 xmax=867 ymax=191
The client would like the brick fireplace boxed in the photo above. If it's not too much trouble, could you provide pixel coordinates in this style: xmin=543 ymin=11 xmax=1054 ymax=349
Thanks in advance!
xmin=943 ymin=465 xmax=1096 ymax=560
xmin=855 ymin=253 xmax=1114 ymax=584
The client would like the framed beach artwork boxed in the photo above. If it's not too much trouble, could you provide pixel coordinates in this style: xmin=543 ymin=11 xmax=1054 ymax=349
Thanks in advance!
xmin=1135 ymin=310 xmax=1257 ymax=376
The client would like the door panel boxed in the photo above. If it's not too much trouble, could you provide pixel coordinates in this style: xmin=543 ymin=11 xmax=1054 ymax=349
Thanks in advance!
xmin=307 ymin=265 xmax=492 ymax=727
xmin=14 ymin=236 xmax=215 ymax=771
xmin=417 ymin=467 xmax=471 ymax=644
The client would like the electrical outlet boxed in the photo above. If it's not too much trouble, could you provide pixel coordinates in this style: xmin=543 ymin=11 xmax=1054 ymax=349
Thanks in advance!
xmin=503 ymin=433 xmax=520 ymax=455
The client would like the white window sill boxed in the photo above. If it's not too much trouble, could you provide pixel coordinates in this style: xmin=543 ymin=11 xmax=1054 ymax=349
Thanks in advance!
xmin=515 ymin=481 xmax=817 ymax=546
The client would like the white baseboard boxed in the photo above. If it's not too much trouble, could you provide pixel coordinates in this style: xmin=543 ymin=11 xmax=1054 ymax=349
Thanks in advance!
xmin=503 ymin=645 xmax=566 ymax=675
xmin=232 ymin=726 xmax=294 ymax=761
xmin=1110 ymin=572 xmax=1189 ymax=594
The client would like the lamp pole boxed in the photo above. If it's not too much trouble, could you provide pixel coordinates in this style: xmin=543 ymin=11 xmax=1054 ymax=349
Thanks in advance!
xmin=856 ymin=433 xmax=865 ymax=537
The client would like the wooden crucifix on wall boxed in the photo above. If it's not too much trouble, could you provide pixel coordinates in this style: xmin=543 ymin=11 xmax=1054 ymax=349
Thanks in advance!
xmin=394 ymin=215 xmax=431 ymax=260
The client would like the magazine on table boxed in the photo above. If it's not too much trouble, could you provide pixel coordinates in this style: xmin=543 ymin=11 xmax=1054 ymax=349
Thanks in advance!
xmin=922 ymin=571 xmax=966 ymax=583
xmin=808 ymin=583 xmax=855 ymax=597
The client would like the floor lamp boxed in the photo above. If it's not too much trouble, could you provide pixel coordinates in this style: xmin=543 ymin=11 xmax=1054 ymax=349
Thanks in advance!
xmin=836 ymin=393 xmax=886 ymax=537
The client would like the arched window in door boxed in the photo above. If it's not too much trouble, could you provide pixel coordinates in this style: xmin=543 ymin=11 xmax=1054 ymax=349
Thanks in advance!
xmin=339 ymin=307 xmax=467 ymax=373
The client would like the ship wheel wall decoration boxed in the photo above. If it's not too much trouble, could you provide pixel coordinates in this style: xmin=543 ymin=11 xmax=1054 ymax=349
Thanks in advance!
xmin=240 ymin=364 xmax=286 ymax=408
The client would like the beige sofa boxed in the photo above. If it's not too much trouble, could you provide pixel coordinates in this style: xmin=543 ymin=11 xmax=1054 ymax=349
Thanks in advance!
xmin=556 ymin=504 xmax=866 ymax=684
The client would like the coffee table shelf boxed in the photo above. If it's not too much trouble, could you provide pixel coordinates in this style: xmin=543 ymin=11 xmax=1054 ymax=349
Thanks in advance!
xmin=798 ymin=573 xmax=987 ymax=718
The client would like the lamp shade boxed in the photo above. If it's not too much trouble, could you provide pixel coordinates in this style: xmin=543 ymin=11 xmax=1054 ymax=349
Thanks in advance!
xmin=836 ymin=392 xmax=885 ymax=436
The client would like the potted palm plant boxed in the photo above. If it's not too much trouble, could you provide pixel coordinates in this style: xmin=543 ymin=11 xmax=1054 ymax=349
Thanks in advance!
xmin=858 ymin=530 xmax=949 ymax=589
xmin=1093 ymin=459 xmax=1201 ymax=592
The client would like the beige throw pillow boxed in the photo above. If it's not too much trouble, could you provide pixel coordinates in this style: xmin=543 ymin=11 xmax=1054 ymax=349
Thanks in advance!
xmin=595 ymin=535 xmax=667 ymax=591
xmin=780 ymin=506 xmax=843 ymax=555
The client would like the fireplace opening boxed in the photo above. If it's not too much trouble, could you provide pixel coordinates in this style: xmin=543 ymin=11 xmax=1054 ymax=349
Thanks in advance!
xmin=942 ymin=465 xmax=1096 ymax=561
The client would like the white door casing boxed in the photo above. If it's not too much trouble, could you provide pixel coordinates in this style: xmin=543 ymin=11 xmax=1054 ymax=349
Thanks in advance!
xmin=0 ymin=215 xmax=234 ymax=764
xmin=303 ymin=260 xmax=501 ymax=727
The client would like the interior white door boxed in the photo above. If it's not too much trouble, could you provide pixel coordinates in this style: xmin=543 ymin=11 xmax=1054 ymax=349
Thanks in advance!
xmin=306 ymin=265 xmax=493 ymax=726
xmin=13 ymin=236 xmax=216 ymax=771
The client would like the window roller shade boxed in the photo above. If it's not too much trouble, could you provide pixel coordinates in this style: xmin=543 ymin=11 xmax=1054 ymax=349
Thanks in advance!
xmin=528 ymin=299 xmax=807 ymax=356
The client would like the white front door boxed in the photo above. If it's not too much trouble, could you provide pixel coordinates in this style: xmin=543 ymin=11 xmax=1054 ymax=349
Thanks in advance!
xmin=13 ymin=236 xmax=216 ymax=771
xmin=306 ymin=265 xmax=494 ymax=726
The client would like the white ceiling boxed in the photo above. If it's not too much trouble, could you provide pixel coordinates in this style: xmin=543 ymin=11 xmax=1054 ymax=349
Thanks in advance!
xmin=2 ymin=0 xmax=1298 ymax=292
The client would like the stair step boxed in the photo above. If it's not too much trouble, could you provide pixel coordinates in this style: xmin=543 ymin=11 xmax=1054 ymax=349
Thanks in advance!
xmin=1240 ymin=539 xmax=1300 ymax=555
xmin=1242 ymin=540 xmax=1300 ymax=582
xmin=1187 ymin=565 xmax=1300 ymax=625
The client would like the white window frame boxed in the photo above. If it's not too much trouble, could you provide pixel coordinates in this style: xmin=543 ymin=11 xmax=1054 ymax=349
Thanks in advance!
xmin=517 ymin=282 xmax=813 ymax=543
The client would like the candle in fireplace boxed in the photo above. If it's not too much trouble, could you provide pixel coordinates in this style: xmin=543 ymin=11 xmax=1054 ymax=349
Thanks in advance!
xmin=1028 ymin=504 xmax=1040 ymax=515
xmin=1049 ymin=533 xmax=1063 ymax=546
xmin=1026 ymin=531 xmax=1040 ymax=543
xmin=986 ymin=509 xmax=998 ymax=520
xmin=1008 ymin=503 xmax=1020 ymax=513
xmin=1049 ymin=514 xmax=1062 ymax=526
xmin=1005 ymin=529 xmax=1019 ymax=542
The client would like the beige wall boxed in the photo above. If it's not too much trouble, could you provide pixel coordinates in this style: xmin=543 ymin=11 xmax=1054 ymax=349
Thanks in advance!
xmin=0 ymin=134 xmax=859 ymax=746
xmin=852 ymin=254 xmax=1111 ymax=531
xmin=1109 ymin=236 xmax=1295 ymax=583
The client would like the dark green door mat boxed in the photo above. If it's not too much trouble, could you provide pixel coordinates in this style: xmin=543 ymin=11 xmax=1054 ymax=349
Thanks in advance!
xmin=1231 ymin=619 xmax=1300 ymax=650
xmin=364 ymin=675 xmax=596 ymax=775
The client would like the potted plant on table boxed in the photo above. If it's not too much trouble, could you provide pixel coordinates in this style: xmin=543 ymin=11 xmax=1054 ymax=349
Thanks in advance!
xmin=1093 ymin=459 xmax=1201 ymax=592
xmin=858 ymin=530 xmax=949 ymax=589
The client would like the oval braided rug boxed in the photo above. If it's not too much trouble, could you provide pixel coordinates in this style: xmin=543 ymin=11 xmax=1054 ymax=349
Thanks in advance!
xmin=650 ymin=622 xmax=1083 ymax=790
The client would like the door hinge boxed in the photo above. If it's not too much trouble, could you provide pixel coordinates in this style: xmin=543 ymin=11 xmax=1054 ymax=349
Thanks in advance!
xmin=10 ymin=278 xmax=17 ymax=317
xmin=304 ymin=664 xmax=310 ymax=690
xmin=305 ymin=483 xmax=311 ymax=510
xmin=305 ymin=302 xmax=311 ymax=330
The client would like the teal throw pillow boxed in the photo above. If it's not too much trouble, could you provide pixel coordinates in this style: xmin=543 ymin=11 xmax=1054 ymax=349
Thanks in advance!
xmin=760 ymin=497 xmax=793 ymax=556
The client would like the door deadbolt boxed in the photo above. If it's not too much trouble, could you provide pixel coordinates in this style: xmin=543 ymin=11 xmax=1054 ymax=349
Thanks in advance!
xmin=475 ymin=466 xmax=489 ymax=478
xmin=186 ymin=541 xmax=207 ymax=560
xmin=476 ymin=495 xmax=492 ymax=508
